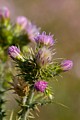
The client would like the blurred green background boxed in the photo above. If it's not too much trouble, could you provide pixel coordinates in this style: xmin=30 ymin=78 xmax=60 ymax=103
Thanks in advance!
xmin=0 ymin=0 xmax=80 ymax=120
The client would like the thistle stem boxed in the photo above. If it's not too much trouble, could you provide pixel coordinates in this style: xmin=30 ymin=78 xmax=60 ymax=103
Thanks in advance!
xmin=21 ymin=88 xmax=34 ymax=120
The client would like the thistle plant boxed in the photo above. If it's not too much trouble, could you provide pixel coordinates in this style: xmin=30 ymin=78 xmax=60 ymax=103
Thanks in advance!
xmin=0 ymin=6 xmax=73 ymax=120
xmin=8 ymin=37 xmax=73 ymax=119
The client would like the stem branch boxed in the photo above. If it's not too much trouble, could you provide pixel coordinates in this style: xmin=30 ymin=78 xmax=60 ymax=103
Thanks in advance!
xmin=20 ymin=88 xmax=34 ymax=120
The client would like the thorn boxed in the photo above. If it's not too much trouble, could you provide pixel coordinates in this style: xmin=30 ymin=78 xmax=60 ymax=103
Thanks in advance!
xmin=9 ymin=111 xmax=14 ymax=120
xmin=29 ymin=115 xmax=35 ymax=118
xmin=36 ymin=112 xmax=39 ymax=117
xmin=29 ymin=112 xmax=34 ymax=116
xmin=35 ymin=106 xmax=40 ymax=112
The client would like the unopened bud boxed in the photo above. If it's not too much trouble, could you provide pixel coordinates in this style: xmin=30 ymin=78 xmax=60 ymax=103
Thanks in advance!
xmin=61 ymin=60 xmax=73 ymax=71
xmin=8 ymin=46 xmax=24 ymax=61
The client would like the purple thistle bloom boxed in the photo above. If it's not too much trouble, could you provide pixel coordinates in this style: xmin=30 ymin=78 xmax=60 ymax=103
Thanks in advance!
xmin=16 ymin=16 xmax=27 ymax=30
xmin=61 ymin=60 xmax=73 ymax=71
xmin=8 ymin=46 xmax=24 ymax=61
xmin=34 ymin=80 xmax=48 ymax=92
xmin=35 ymin=32 xmax=55 ymax=46
xmin=26 ymin=20 xmax=40 ymax=42
xmin=0 ymin=7 xmax=10 ymax=19
xmin=36 ymin=47 xmax=52 ymax=67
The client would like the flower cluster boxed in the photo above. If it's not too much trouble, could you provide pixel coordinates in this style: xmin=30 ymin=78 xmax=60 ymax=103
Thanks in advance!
xmin=8 ymin=38 xmax=73 ymax=94
xmin=0 ymin=6 xmax=73 ymax=120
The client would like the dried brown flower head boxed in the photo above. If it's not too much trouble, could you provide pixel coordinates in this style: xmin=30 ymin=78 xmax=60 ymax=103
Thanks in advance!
xmin=9 ymin=77 xmax=30 ymax=97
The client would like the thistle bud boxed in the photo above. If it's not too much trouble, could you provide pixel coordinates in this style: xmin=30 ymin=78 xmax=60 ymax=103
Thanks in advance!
xmin=61 ymin=60 xmax=73 ymax=71
xmin=36 ymin=47 xmax=52 ymax=67
xmin=16 ymin=16 xmax=27 ymax=30
xmin=0 ymin=7 xmax=10 ymax=19
xmin=35 ymin=32 xmax=54 ymax=46
xmin=8 ymin=46 xmax=24 ymax=61
xmin=34 ymin=80 xmax=48 ymax=92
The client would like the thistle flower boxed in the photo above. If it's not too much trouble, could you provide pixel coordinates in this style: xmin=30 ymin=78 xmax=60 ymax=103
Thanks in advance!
xmin=35 ymin=32 xmax=54 ymax=46
xmin=34 ymin=80 xmax=48 ymax=92
xmin=16 ymin=16 xmax=27 ymax=30
xmin=36 ymin=47 xmax=52 ymax=67
xmin=61 ymin=60 xmax=73 ymax=71
xmin=8 ymin=46 xmax=24 ymax=61
xmin=0 ymin=7 xmax=10 ymax=19
xmin=26 ymin=20 xmax=40 ymax=42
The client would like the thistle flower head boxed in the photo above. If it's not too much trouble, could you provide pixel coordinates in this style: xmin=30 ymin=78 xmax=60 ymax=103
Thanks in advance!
xmin=35 ymin=32 xmax=54 ymax=46
xmin=36 ymin=47 xmax=52 ymax=67
xmin=9 ymin=78 xmax=30 ymax=96
xmin=16 ymin=16 xmax=27 ymax=30
xmin=61 ymin=60 xmax=73 ymax=71
xmin=0 ymin=7 xmax=10 ymax=19
xmin=26 ymin=20 xmax=40 ymax=42
xmin=8 ymin=45 xmax=24 ymax=61
xmin=34 ymin=80 xmax=48 ymax=92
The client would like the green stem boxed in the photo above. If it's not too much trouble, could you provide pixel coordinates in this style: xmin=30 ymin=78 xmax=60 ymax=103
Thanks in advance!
xmin=21 ymin=88 xmax=34 ymax=120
